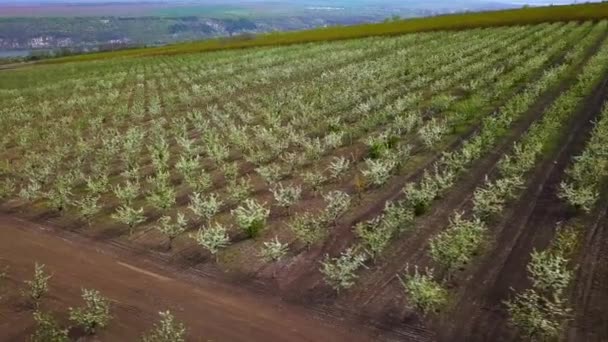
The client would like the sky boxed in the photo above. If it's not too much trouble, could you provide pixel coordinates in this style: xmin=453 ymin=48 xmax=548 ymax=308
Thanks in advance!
xmin=0 ymin=0 xmax=602 ymax=4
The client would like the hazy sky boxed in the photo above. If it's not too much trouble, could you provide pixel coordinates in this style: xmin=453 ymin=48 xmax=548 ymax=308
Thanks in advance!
xmin=1 ymin=0 xmax=602 ymax=3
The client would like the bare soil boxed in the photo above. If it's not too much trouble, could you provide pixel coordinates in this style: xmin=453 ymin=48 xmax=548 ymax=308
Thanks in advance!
xmin=0 ymin=214 xmax=378 ymax=341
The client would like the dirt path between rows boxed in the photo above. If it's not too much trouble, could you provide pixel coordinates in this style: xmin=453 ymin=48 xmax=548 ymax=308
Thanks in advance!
xmin=441 ymin=58 xmax=608 ymax=342
xmin=0 ymin=214 xmax=378 ymax=341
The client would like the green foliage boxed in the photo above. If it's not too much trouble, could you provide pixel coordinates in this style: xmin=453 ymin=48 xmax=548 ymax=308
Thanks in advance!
xmin=31 ymin=311 xmax=69 ymax=342
xmin=354 ymin=200 xmax=413 ymax=257
xmin=259 ymin=236 xmax=289 ymax=262
xmin=399 ymin=266 xmax=448 ymax=315
xmin=506 ymin=225 xmax=578 ymax=340
xmin=111 ymin=205 xmax=146 ymax=234
xmin=559 ymin=104 xmax=608 ymax=212
xmin=429 ymin=213 xmax=485 ymax=275
xmin=302 ymin=170 xmax=327 ymax=193
xmin=256 ymin=164 xmax=284 ymax=185
xmin=472 ymin=175 xmax=523 ymax=220
xmin=191 ymin=222 xmax=230 ymax=255
xmin=147 ymin=182 xmax=176 ymax=211
xmin=365 ymin=134 xmax=393 ymax=159
xmin=69 ymin=288 xmax=111 ymax=335
xmin=113 ymin=180 xmax=140 ymax=206
xmin=322 ymin=190 xmax=351 ymax=223
xmin=362 ymin=158 xmax=396 ymax=186
xmin=188 ymin=192 xmax=222 ymax=224
xmin=45 ymin=175 xmax=73 ymax=211
xmin=76 ymin=195 xmax=101 ymax=224
xmin=289 ymin=213 xmax=326 ymax=247
xmin=327 ymin=156 xmax=351 ymax=180
xmin=227 ymin=177 xmax=252 ymax=204
xmin=505 ymin=288 xmax=570 ymax=340
xmin=22 ymin=263 xmax=52 ymax=309
xmin=558 ymin=181 xmax=598 ymax=213
xmin=232 ymin=199 xmax=270 ymax=238
xmin=36 ymin=3 xmax=608 ymax=64
xmin=142 ymin=311 xmax=186 ymax=342
xmin=271 ymin=183 xmax=302 ymax=211
xmin=320 ymin=248 xmax=367 ymax=291
xmin=418 ymin=118 xmax=448 ymax=148
xmin=155 ymin=213 xmax=188 ymax=249
xmin=527 ymin=250 xmax=572 ymax=296
xmin=0 ymin=178 xmax=15 ymax=199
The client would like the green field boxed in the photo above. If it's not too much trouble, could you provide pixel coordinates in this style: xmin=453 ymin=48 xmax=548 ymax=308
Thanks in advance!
xmin=30 ymin=2 xmax=608 ymax=64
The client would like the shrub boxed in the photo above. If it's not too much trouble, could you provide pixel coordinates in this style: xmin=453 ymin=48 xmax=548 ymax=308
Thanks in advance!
xmin=31 ymin=311 xmax=69 ymax=342
xmin=365 ymin=134 xmax=390 ymax=159
xmin=327 ymin=156 xmax=351 ymax=180
xmin=221 ymin=162 xmax=240 ymax=183
xmin=175 ymin=155 xmax=200 ymax=183
xmin=558 ymin=181 xmax=598 ymax=213
xmin=186 ymin=169 xmax=212 ymax=193
xmin=76 ymin=195 xmax=101 ymax=224
xmin=505 ymin=288 xmax=570 ymax=340
xmin=111 ymin=205 xmax=146 ymax=235
xmin=418 ymin=118 xmax=448 ymax=148
xmin=155 ymin=213 xmax=188 ymax=250
xmin=45 ymin=176 xmax=73 ymax=211
xmin=362 ymin=158 xmax=396 ymax=186
xmin=147 ymin=183 xmax=176 ymax=211
xmin=259 ymin=236 xmax=289 ymax=262
xmin=382 ymin=200 xmax=415 ymax=234
xmin=256 ymin=164 xmax=284 ymax=184
xmin=0 ymin=178 xmax=16 ymax=199
xmin=19 ymin=180 xmax=42 ymax=201
xmin=320 ymin=248 xmax=367 ymax=291
xmin=69 ymin=289 xmax=111 ymax=335
xmin=142 ymin=311 xmax=186 ymax=342
xmin=232 ymin=199 xmax=270 ymax=238
xmin=112 ymin=180 xmax=140 ymax=206
xmin=472 ymin=175 xmax=523 ymax=220
xmin=527 ymin=250 xmax=572 ymax=296
xmin=191 ymin=223 xmax=230 ymax=256
xmin=289 ymin=213 xmax=326 ymax=247
xmin=322 ymin=190 xmax=351 ymax=223
xmin=403 ymin=176 xmax=438 ymax=215
xmin=227 ymin=177 xmax=253 ymax=204
xmin=302 ymin=170 xmax=327 ymax=193
xmin=324 ymin=131 xmax=344 ymax=149
xmin=429 ymin=212 xmax=485 ymax=276
xmin=22 ymin=263 xmax=51 ymax=309
xmin=271 ymin=183 xmax=302 ymax=212
xmin=399 ymin=266 xmax=447 ymax=315
xmin=188 ymin=192 xmax=222 ymax=224
xmin=355 ymin=217 xmax=392 ymax=258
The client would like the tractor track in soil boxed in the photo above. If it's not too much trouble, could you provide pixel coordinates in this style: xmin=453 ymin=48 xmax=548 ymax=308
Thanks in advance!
xmin=2 ymin=23 xmax=608 ymax=342
xmin=568 ymin=175 xmax=608 ymax=341
xmin=0 ymin=214 xmax=391 ymax=342
xmin=343 ymin=26 xmax=606 ymax=304
xmin=441 ymin=60 xmax=608 ymax=342
xmin=274 ymin=24 xmax=593 ymax=307
xmin=289 ymin=25 xmax=608 ymax=336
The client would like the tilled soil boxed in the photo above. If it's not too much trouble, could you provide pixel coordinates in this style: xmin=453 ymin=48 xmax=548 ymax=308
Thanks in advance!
xmin=0 ymin=214 xmax=376 ymax=342
xmin=440 ymin=58 xmax=608 ymax=342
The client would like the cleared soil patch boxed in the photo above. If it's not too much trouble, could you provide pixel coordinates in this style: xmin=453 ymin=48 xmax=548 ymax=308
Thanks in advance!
xmin=0 ymin=214 xmax=377 ymax=341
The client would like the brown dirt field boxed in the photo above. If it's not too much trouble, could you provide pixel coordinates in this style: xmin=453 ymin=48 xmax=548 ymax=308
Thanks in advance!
xmin=0 ymin=214 xmax=379 ymax=342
